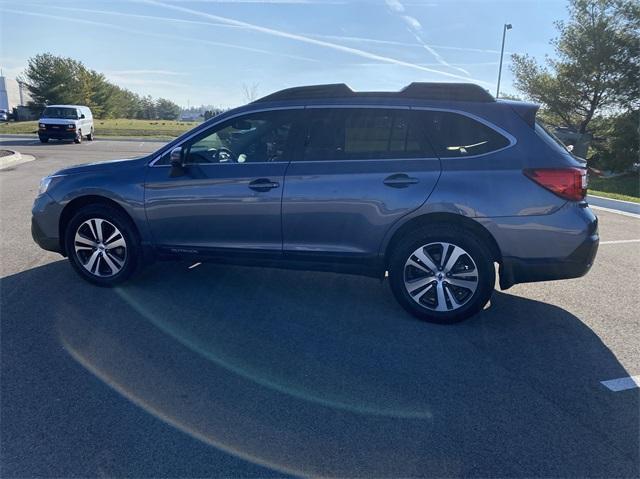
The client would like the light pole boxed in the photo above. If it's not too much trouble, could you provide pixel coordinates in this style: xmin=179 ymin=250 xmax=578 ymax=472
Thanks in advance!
xmin=496 ymin=23 xmax=512 ymax=98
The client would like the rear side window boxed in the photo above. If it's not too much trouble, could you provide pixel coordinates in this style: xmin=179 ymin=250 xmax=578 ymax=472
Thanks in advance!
xmin=303 ymin=108 xmax=435 ymax=161
xmin=417 ymin=111 xmax=510 ymax=158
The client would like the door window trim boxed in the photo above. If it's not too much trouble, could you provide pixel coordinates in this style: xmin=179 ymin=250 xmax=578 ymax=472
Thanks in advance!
xmin=148 ymin=106 xmax=305 ymax=167
xmin=149 ymin=104 xmax=517 ymax=166
xmin=295 ymin=106 xmax=439 ymax=163
xmin=410 ymin=106 xmax=517 ymax=159
xmin=294 ymin=105 xmax=516 ymax=162
xmin=306 ymin=104 xmax=516 ymax=150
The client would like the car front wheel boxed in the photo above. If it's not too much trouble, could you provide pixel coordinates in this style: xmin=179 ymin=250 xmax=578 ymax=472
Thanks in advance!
xmin=74 ymin=129 xmax=82 ymax=143
xmin=64 ymin=205 xmax=139 ymax=286
xmin=388 ymin=224 xmax=495 ymax=323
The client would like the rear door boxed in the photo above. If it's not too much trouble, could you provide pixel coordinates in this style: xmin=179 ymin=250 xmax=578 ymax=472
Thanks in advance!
xmin=281 ymin=107 xmax=441 ymax=260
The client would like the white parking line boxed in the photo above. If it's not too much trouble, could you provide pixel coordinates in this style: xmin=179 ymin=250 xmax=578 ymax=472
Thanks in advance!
xmin=601 ymin=376 xmax=640 ymax=392
xmin=600 ymin=239 xmax=640 ymax=245
xmin=591 ymin=205 xmax=640 ymax=219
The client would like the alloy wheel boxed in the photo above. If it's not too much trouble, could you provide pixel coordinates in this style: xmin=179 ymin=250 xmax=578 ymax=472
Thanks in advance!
xmin=74 ymin=218 xmax=127 ymax=277
xmin=403 ymin=242 xmax=479 ymax=312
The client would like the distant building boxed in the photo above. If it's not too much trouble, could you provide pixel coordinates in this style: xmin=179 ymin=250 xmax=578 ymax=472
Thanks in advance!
xmin=179 ymin=111 xmax=203 ymax=122
xmin=0 ymin=76 xmax=36 ymax=120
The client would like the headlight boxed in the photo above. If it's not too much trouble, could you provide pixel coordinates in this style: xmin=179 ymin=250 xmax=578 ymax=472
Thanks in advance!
xmin=67 ymin=124 xmax=75 ymax=130
xmin=38 ymin=176 xmax=53 ymax=195
xmin=39 ymin=123 xmax=46 ymax=129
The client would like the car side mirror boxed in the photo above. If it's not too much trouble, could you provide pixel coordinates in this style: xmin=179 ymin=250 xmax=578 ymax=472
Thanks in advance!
xmin=80 ymin=114 xmax=86 ymax=119
xmin=169 ymin=147 xmax=186 ymax=177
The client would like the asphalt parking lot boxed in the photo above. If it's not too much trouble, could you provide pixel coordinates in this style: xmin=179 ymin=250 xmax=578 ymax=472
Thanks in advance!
xmin=1 ymin=135 xmax=639 ymax=477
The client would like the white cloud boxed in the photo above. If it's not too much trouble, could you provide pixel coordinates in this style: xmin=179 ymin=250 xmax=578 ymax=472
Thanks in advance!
xmin=104 ymin=69 xmax=189 ymax=76
xmin=385 ymin=0 xmax=405 ymax=12
xmin=140 ymin=0 xmax=490 ymax=84
xmin=2 ymin=8 xmax=320 ymax=64
xmin=402 ymin=15 xmax=422 ymax=30
xmin=104 ymin=75 xmax=189 ymax=88
xmin=383 ymin=0 xmax=471 ymax=77
xmin=308 ymin=34 xmax=510 ymax=54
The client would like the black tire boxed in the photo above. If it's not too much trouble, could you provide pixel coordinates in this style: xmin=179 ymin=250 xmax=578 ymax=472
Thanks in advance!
xmin=39 ymin=137 xmax=49 ymax=143
xmin=64 ymin=204 xmax=140 ymax=286
xmin=388 ymin=224 xmax=495 ymax=324
xmin=74 ymin=129 xmax=82 ymax=143
xmin=87 ymin=128 xmax=94 ymax=141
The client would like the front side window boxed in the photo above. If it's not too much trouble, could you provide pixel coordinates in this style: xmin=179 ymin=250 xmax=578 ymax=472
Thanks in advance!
xmin=158 ymin=110 xmax=300 ymax=165
xmin=418 ymin=111 xmax=510 ymax=158
xmin=303 ymin=108 xmax=433 ymax=161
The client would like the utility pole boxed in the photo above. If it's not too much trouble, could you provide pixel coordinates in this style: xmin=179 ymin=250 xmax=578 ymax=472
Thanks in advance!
xmin=496 ymin=23 xmax=512 ymax=98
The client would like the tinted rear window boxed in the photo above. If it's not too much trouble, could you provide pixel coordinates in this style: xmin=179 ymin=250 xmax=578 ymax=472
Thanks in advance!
xmin=417 ymin=111 xmax=510 ymax=158
xmin=303 ymin=108 xmax=435 ymax=161
xmin=535 ymin=121 xmax=572 ymax=155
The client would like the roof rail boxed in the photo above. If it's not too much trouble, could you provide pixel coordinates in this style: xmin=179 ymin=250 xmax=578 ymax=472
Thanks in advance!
xmin=253 ymin=84 xmax=354 ymax=103
xmin=400 ymin=82 xmax=494 ymax=102
xmin=253 ymin=82 xmax=495 ymax=103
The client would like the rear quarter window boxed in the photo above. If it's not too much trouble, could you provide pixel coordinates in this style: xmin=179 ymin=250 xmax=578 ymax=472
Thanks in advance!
xmin=418 ymin=111 xmax=511 ymax=158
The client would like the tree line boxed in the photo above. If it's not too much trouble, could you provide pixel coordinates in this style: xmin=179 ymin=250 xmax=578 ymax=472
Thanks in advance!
xmin=20 ymin=53 xmax=182 ymax=120
xmin=511 ymin=0 xmax=639 ymax=172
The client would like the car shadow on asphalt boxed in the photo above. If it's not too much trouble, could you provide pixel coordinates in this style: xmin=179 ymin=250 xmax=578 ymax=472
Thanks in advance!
xmin=2 ymin=260 xmax=638 ymax=478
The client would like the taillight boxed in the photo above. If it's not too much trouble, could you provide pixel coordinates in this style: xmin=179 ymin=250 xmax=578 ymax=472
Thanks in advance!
xmin=523 ymin=168 xmax=587 ymax=201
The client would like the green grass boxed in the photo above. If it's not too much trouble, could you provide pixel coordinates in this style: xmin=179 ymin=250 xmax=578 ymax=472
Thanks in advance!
xmin=589 ymin=173 xmax=639 ymax=203
xmin=0 ymin=119 xmax=199 ymax=138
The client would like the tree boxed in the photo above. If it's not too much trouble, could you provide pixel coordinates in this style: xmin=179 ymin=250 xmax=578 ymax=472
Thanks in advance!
xmin=136 ymin=95 xmax=156 ymax=120
xmin=19 ymin=53 xmax=184 ymax=120
xmin=589 ymin=109 xmax=640 ymax=172
xmin=20 ymin=54 xmax=84 ymax=112
xmin=511 ymin=0 xmax=639 ymax=134
xmin=155 ymin=98 xmax=181 ymax=120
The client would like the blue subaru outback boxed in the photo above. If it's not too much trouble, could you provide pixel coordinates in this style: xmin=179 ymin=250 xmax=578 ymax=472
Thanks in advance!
xmin=32 ymin=83 xmax=599 ymax=323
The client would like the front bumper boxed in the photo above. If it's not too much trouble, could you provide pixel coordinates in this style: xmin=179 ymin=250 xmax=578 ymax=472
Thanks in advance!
xmin=498 ymin=207 xmax=599 ymax=289
xmin=31 ymin=193 xmax=64 ymax=254
xmin=39 ymin=129 xmax=77 ymax=140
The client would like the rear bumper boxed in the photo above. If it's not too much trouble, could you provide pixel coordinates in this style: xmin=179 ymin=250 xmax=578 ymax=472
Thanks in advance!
xmin=500 ymin=233 xmax=598 ymax=289
xmin=498 ymin=208 xmax=599 ymax=289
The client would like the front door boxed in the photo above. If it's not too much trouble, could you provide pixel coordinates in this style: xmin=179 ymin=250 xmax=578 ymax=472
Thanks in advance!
xmin=145 ymin=109 xmax=303 ymax=254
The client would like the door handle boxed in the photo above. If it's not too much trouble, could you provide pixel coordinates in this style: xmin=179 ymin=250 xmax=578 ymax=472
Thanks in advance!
xmin=383 ymin=173 xmax=419 ymax=188
xmin=249 ymin=178 xmax=280 ymax=192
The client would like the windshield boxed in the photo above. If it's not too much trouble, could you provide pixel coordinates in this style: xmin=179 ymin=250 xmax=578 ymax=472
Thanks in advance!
xmin=42 ymin=107 xmax=79 ymax=119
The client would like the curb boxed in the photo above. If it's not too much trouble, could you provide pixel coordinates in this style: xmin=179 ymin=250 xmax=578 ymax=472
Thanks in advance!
xmin=0 ymin=134 xmax=170 ymax=143
xmin=0 ymin=150 xmax=35 ymax=170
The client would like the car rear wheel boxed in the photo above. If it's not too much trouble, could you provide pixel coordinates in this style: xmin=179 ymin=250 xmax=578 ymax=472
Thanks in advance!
xmin=388 ymin=224 xmax=495 ymax=323
xmin=64 ymin=204 xmax=140 ymax=286
xmin=39 ymin=137 xmax=48 ymax=143
xmin=74 ymin=129 xmax=82 ymax=143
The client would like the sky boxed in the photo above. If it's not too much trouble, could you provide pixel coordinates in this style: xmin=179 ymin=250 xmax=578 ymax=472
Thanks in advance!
xmin=0 ymin=0 xmax=570 ymax=108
